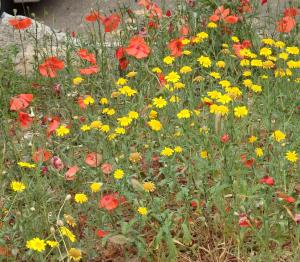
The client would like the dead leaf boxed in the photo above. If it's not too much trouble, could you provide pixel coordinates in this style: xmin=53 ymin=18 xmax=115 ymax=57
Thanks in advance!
xmin=109 ymin=234 xmax=129 ymax=245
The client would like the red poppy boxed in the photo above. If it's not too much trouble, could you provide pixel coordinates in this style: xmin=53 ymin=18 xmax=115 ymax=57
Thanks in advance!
xmin=116 ymin=47 xmax=126 ymax=60
xmin=149 ymin=3 xmax=163 ymax=19
xmin=39 ymin=57 xmax=64 ymax=78
xmin=261 ymin=0 xmax=267 ymax=5
xmin=99 ymin=194 xmax=119 ymax=211
xmin=85 ymin=152 xmax=102 ymax=167
xmin=85 ymin=11 xmax=101 ymax=22
xmin=276 ymin=16 xmax=296 ymax=33
xmin=77 ymin=49 xmax=96 ymax=64
xmin=116 ymin=47 xmax=129 ymax=70
xmin=138 ymin=0 xmax=151 ymax=8
xmin=284 ymin=7 xmax=299 ymax=17
xmin=168 ymin=39 xmax=183 ymax=57
xmin=148 ymin=20 xmax=159 ymax=29
xmin=10 ymin=94 xmax=33 ymax=111
xmin=101 ymin=162 xmax=113 ymax=174
xmin=180 ymin=25 xmax=189 ymax=36
xmin=239 ymin=214 xmax=251 ymax=227
xmin=166 ymin=10 xmax=172 ymax=17
xmin=241 ymin=154 xmax=255 ymax=168
xmin=210 ymin=6 xmax=230 ymax=22
xmin=224 ymin=15 xmax=239 ymax=24
xmin=79 ymin=65 xmax=99 ymax=75
xmin=8 ymin=17 xmax=32 ymax=30
xmin=190 ymin=200 xmax=197 ymax=208
xmin=97 ymin=229 xmax=109 ymax=238
xmin=157 ymin=73 xmax=166 ymax=86
xmin=32 ymin=148 xmax=52 ymax=163
xmin=77 ymin=97 xmax=87 ymax=109
xmin=18 ymin=112 xmax=33 ymax=128
xmin=47 ymin=117 xmax=60 ymax=137
xmin=277 ymin=192 xmax=296 ymax=203
xmin=210 ymin=6 xmax=239 ymax=24
xmin=65 ymin=166 xmax=79 ymax=181
xmin=125 ymin=36 xmax=151 ymax=59
xmin=233 ymin=40 xmax=252 ymax=58
xmin=238 ymin=0 xmax=252 ymax=14
xmin=99 ymin=13 xmax=121 ymax=32
xmin=259 ymin=176 xmax=275 ymax=186
xmin=221 ymin=133 xmax=230 ymax=143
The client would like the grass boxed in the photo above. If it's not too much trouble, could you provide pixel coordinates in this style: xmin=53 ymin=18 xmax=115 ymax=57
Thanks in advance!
xmin=0 ymin=0 xmax=300 ymax=261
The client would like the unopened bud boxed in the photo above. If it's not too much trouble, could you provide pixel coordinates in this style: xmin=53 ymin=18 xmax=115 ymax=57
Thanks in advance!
xmin=66 ymin=194 xmax=72 ymax=201
xmin=56 ymin=220 xmax=64 ymax=226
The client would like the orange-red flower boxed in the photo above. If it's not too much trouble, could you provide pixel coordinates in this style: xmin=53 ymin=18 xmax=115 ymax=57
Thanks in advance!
xmin=99 ymin=194 xmax=119 ymax=211
xmin=149 ymin=3 xmax=163 ymax=19
xmin=241 ymin=153 xmax=255 ymax=168
xmin=277 ymin=192 xmax=296 ymax=203
xmin=32 ymin=148 xmax=52 ymax=163
xmin=97 ymin=229 xmax=109 ymax=238
xmin=210 ymin=6 xmax=230 ymax=22
xmin=179 ymin=25 xmax=189 ymax=36
xmin=125 ymin=36 xmax=151 ymax=59
xmin=238 ymin=0 xmax=252 ymax=14
xmin=8 ymin=17 xmax=32 ymax=30
xmin=85 ymin=152 xmax=102 ymax=167
xmin=210 ymin=6 xmax=239 ymax=24
xmin=224 ymin=15 xmax=239 ymax=24
xmin=85 ymin=11 xmax=101 ymax=22
xmin=259 ymin=176 xmax=275 ymax=186
xmin=116 ymin=47 xmax=129 ymax=70
xmin=168 ymin=39 xmax=183 ymax=57
xmin=138 ymin=0 xmax=151 ymax=8
xmin=79 ymin=65 xmax=99 ymax=75
xmin=277 ymin=16 xmax=296 ymax=33
xmin=46 ymin=116 xmax=60 ymax=137
xmin=65 ymin=166 xmax=79 ymax=181
xmin=10 ymin=94 xmax=33 ymax=111
xmin=77 ymin=97 xmax=87 ymax=109
xmin=233 ymin=39 xmax=252 ymax=58
xmin=284 ymin=7 xmax=299 ymax=17
xmin=39 ymin=57 xmax=64 ymax=78
xmin=99 ymin=13 xmax=121 ymax=32
xmin=77 ymin=49 xmax=96 ymax=64
xmin=18 ymin=112 xmax=33 ymax=128
xmin=239 ymin=214 xmax=251 ymax=227
xmin=101 ymin=162 xmax=113 ymax=175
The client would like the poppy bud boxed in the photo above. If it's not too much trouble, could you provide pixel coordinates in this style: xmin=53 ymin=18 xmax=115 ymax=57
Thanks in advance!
xmin=41 ymin=166 xmax=48 ymax=174
xmin=52 ymin=84 xmax=61 ymax=95
xmin=97 ymin=229 xmax=109 ymax=238
xmin=101 ymin=162 xmax=113 ymax=175
xmin=56 ymin=220 xmax=64 ymax=226
xmin=221 ymin=133 xmax=230 ymax=143
xmin=259 ymin=176 xmax=275 ymax=186
xmin=295 ymin=214 xmax=300 ymax=224
xmin=66 ymin=194 xmax=72 ymax=201
xmin=50 ymin=156 xmax=64 ymax=171
xmin=190 ymin=201 xmax=197 ymax=208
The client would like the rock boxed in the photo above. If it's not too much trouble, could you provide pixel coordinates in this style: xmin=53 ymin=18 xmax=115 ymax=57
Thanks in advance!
xmin=0 ymin=12 xmax=67 ymax=75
